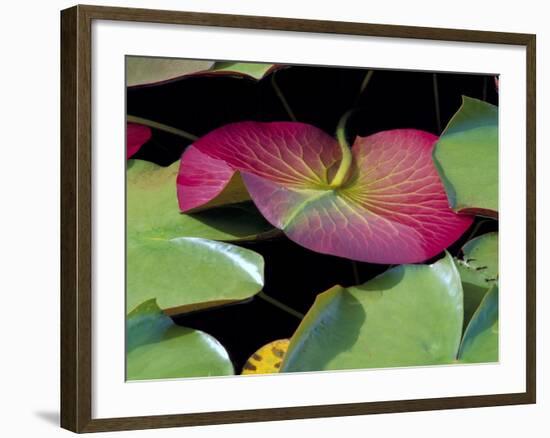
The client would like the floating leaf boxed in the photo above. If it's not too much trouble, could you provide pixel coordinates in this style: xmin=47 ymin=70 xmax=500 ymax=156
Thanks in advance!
xmin=126 ymin=57 xmax=214 ymax=87
xmin=127 ymin=159 xmax=267 ymax=314
xmin=127 ymin=123 xmax=151 ymax=159
xmin=176 ymin=147 xmax=251 ymax=213
xmin=127 ymin=237 xmax=264 ymax=314
xmin=127 ymin=57 xmax=278 ymax=87
xmin=242 ymin=339 xmax=290 ymax=375
xmin=455 ymin=232 xmax=498 ymax=328
xmin=178 ymin=122 xmax=473 ymax=263
xmin=458 ymin=285 xmax=499 ymax=363
xmin=433 ymin=96 xmax=498 ymax=217
xmin=127 ymin=299 xmax=234 ymax=380
xmin=281 ymin=253 xmax=463 ymax=371
xmin=127 ymin=159 xmax=274 ymax=241
xmin=210 ymin=62 xmax=278 ymax=80
xmin=456 ymin=261 xmax=489 ymax=330
xmin=461 ymin=232 xmax=498 ymax=282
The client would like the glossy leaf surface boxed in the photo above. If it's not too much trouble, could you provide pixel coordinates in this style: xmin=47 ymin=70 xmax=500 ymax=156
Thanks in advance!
xmin=127 ymin=159 xmax=266 ymax=314
xmin=461 ymin=232 xmax=498 ymax=282
xmin=458 ymin=285 xmax=499 ymax=363
xmin=178 ymin=122 xmax=473 ymax=263
xmin=433 ymin=96 xmax=498 ymax=217
xmin=281 ymin=254 xmax=463 ymax=371
xmin=127 ymin=159 xmax=273 ymax=241
xmin=127 ymin=237 xmax=264 ymax=313
xmin=126 ymin=57 xmax=214 ymax=87
xmin=127 ymin=299 xmax=234 ymax=380
xmin=127 ymin=57 xmax=277 ymax=87
xmin=456 ymin=261 xmax=489 ymax=330
xmin=455 ymin=232 xmax=498 ymax=327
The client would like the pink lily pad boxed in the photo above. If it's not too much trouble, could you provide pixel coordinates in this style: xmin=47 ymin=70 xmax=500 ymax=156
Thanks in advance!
xmin=127 ymin=123 xmax=152 ymax=159
xmin=177 ymin=122 xmax=473 ymax=263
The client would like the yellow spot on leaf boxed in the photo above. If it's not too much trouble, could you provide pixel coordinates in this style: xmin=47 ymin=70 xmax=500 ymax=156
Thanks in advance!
xmin=241 ymin=339 xmax=290 ymax=375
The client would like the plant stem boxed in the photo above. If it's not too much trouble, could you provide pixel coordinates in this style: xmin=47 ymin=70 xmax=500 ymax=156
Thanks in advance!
xmin=330 ymin=110 xmax=353 ymax=187
xmin=351 ymin=261 xmax=361 ymax=284
xmin=127 ymin=115 xmax=198 ymax=141
xmin=354 ymin=69 xmax=374 ymax=106
xmin=432 ymin=73 xmax=442 ymax=132
xmin=271 ymin=72 xmax=297 ymax=121
xmin=257 ymin=291 xmax=304 ymax=320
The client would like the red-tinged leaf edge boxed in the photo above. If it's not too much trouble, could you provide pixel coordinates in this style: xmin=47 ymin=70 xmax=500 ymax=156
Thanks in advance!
xmin=127 ymin=122 xmax=152 ymax=159
xmin=128 ymin=63 xmax=286 ymax=89
xmin=177 ymin=122 xmax=473 ymax=264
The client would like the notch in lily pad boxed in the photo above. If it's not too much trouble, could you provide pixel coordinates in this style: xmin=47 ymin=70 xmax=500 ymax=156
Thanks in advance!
xmin=433 ymin=96 xmax=498 ymax=218
xmin=280 ymin=253 xmax=498 ymax=371
xmin=280 ymin=253 xmax=464 ymax=372
xmin=455 ymin=232 xmax=498 ymax=329
xmin=458 ymin=284 xmax=499 ymax=363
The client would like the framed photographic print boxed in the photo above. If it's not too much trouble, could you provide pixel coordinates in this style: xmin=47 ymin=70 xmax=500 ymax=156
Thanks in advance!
xmin=60 ymin=4 xmax=536 ymax=433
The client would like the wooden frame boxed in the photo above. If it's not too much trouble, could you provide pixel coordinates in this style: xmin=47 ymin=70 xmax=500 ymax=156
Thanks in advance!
xmin=60 ymin=4 xmax=536 ymax=433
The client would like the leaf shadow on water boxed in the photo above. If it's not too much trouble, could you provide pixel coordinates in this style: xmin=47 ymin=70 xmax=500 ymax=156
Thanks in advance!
xmin=284 ymin=267 xmax=406 ymax=372
xmin=283 ymin=289 xmax=367 ymax=372
xmin=185 ymin=203 xmax=274 ymax=237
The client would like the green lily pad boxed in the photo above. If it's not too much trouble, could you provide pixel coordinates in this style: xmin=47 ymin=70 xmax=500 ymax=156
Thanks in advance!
xmin=210 ymin=62 xmax=277 ymax=80
xmin=126 ymin=57 xmax=214 ymax=87
xmin=281 ymin=253 xmax=463 ymax=372
xmin=433 ymin=96 xmax=498 ymax=218
xmin=455 ymin=232 xmax=498 ymax=328
xmin=127 ymin=237 xmax=264 ymax=313
xmin=458 ymin=285 xmax=499 ymax=363
xmin=127 ymin=159 xmax=266 ymax=314
xmin=127 ymin=159 xmax=274 ymax=241
xmin=461 ymin=232 xmax=498 ymax=282
xmin=456 ymin=261 xmax=489 ymax=331
xmin=127 ymin=299 xmax=234 ymax=380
